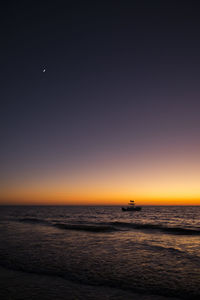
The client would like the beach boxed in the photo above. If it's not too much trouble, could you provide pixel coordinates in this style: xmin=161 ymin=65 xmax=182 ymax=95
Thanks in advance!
xmin=0 ymin=206 xmax=199 ymax=300
xmin=0 ymin=266 xmax=180 ymax=300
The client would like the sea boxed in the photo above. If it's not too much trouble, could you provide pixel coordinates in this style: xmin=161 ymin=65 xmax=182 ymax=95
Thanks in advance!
xmin=0 ymin=205 xmax=200 ymax=299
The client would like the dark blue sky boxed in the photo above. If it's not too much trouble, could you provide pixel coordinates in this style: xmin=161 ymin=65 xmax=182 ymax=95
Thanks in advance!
xmin=1 ymin=1 xmax=200 ymax=203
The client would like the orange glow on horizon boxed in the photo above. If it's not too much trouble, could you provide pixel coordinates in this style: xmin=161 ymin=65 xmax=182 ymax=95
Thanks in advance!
xmin=0 ymin=190 xmax=200 ymax=206
xmin=1 ymin=142 xmax=200 ymax=206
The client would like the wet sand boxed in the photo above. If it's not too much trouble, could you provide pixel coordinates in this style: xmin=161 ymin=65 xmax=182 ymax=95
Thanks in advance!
xmin=0 ymin=266 xmax=180 ymax=300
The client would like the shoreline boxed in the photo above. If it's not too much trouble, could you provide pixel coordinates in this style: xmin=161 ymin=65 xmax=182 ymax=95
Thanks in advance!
xmin=0 ymin=266 xmax=180 ymax=300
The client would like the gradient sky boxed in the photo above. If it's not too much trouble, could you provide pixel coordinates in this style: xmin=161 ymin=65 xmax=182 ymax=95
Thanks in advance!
xmin=1 ymin=1 xmax=200 ymax=205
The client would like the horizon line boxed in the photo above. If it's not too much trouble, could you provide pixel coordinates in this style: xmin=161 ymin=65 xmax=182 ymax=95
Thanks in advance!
xmin=0 ymin=204 xmax=200 ymax=206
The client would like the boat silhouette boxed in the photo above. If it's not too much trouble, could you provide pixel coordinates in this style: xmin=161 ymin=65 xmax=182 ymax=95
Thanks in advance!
xmin=122 ymin=200 xmax=142 ymax=211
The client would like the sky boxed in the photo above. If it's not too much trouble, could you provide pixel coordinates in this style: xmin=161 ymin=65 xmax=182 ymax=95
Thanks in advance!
xmin=1 ymin=1 xmax=200 ymax=205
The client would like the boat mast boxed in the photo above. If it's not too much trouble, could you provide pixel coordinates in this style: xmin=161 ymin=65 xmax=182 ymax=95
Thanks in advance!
xmin=128 ymin=200 xmax=135 ymax=206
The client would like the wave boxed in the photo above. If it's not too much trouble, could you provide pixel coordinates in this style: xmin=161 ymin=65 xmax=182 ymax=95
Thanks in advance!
xmin=18 ymin=217 xmax=49 ymax=224
xmin=53 ymin=223 xmax=116 ymax=232
xmin=143 ymin=243 xmax=184 ymax=255
xmin=14 ymin=218 xmax=200 ymax=235
xmin=110 ymin=222 xmax=200 ymax=235
xmin=14 ymin=218 xmax=116 ymax=232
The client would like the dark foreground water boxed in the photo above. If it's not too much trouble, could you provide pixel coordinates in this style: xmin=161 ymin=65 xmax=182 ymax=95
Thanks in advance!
xmin=0 ymin=205 xmax=200 ymax=299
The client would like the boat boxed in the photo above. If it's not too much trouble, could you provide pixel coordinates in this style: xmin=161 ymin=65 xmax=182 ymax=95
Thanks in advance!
xmin=121 ymin=200 xmax=142 ymax=212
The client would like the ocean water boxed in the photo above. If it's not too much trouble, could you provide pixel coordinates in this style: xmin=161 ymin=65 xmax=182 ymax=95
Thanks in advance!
xmin=0 ymin=205 xmax=200 ymax=299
